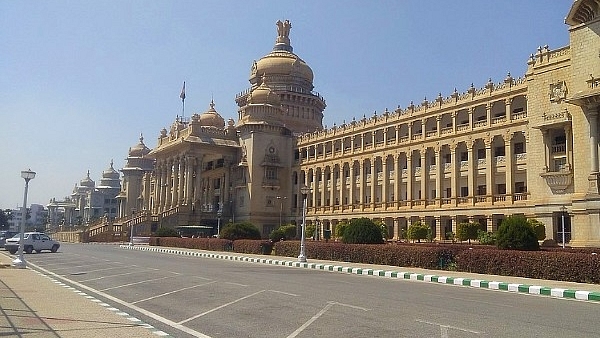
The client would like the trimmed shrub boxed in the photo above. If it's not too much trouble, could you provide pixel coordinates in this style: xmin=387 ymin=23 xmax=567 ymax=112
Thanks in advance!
xmin=342 ymin=218 xmax=384 ymax=244
xmin=269 ymin=225 xmax=296 ymax=242
xmin=154 ymin=227 xmax=180 ymax=237
xmin=456 ymin=222 xmax=480 ymax=243
xmin=407 ymin=221 xmax=429 ymax=243
xmin=528 ymin=219 xmax=546 ymax=241
xmin=496 ymin=215 xmax=539 ymax=250
xmin=477 ymin=230 xmax=496 ymax=245
xmin=220 ymin=222 xmax=261 ymax=240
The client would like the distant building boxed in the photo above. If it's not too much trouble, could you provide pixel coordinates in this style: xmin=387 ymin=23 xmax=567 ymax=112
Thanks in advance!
xmin=7 ymin=203 xmax=48 ymax=232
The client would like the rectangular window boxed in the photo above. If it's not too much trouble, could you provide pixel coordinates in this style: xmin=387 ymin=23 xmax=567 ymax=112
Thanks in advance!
xmin=515 ymin=182 xmax=526 ymax=193
xmin=477 ymin=149 xmax=486 ymax=159
xmin=494 ymin=146 xmax=505 ymax=157
xmin=497 ymin=184 xmax=506 ymax=195
xmin=461 ymin=187 xmax=469 ymax=197
xmin=446 ymin=188 xmax=452 ymax=198
xmin=477 ymin=185 xmax=486 ymax=195
xmin=460 ymin=152 xmax=468 ymax=161
xmin=445 ymin=154 xmax=452 ymax=163
xmin=266 ymin=167 xmax=277 ymax=180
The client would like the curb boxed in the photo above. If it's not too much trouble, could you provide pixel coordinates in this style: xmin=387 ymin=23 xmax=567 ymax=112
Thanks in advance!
xmin=120 ymin=245 xmax=600 ymax=303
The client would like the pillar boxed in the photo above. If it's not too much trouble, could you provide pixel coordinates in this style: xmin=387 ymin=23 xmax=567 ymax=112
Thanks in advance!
xmin=485 ymin=139 xmax=494 ymax=204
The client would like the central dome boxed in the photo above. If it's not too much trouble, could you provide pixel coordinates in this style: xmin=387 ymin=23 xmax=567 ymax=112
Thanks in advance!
xmin=250 ymin=19 xmax=314 ymax=87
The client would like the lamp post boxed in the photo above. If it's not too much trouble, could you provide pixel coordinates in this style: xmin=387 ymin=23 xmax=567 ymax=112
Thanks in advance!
xmin=129 ymin=209 xmax=136 ymax=246
xmin=276 ymin=196 xmax=287 ymax=228
xmin=298 ymin=185 xmax=312 ymax=262
xmin=217 ymin=203 xmax=223 ymax=238
xmin=13 ymin=169 xmax=35 ymax=269
xmin=560 ymin=206 xmax=567 ymax=249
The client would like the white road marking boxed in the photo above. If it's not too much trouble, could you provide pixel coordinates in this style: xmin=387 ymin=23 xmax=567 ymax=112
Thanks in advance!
xmin=416 ymin=319 xmax=481 ymax=335
xmin=225 ymin=281 xmax=248 ymax=287
xmin=132 ymin=281 xmax=217 ymax=304
xmin=100 ymin=276 xmax=176 ymax=291
xmin=286 ymin=302 xmax=335 ymax=338
xmin=268 ymin=289 xmax=299 ymax=297
xmin=178 ymin=290 xmax=266 ymax=324
xmin=79 ymin=270 xmax=152 ymax=282
xmin=30 ymin=262 xmax=213 ymax=338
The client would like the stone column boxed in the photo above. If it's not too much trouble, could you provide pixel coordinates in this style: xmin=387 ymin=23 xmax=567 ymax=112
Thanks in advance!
xmin=467 ymin=140 xmax=475 ymax=205
xmin=588 ymin=110 xmax=599 ymax=193
xmin=435 ymin=147 xmax=442 ymax=206
xmin=485 ymin=138 xmax=494 ymax=204
xmin=359 ymin=160 xmax=365 ymax=210
xmin=329 ymin=167 xmax=335 ymax=211
xmin=349 ymin=162 xmax=356 ymax=209
xmin=321 ymin=169 xmax=326 ymax=209
xmin=505 ymin=98 xmax=512 ymax=121
xmin=339 ymin=163 xmax=345 ymax=209
xmin=505 ymin=133 xmax=514 ymax=202
xmin=420 ymin=150 xmax=426 ymax=202
xmin=451 ymin=145 xmax=459 ymax=206
xmin=393 ymin=218 xmax=399 ymax=240
xmin=370 ymin=160 xmax=376 ymax=208
xmin=382 ymin=157 xmax=389 ymax=207
xmin=178 ymin=157 xmax=185 ymax=205
xmin=406 ymin=154 xmax=413 ymax=203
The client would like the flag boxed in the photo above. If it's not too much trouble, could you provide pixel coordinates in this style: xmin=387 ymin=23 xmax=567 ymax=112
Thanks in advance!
xmin=180 ymin=81 xmax=186 ymax=101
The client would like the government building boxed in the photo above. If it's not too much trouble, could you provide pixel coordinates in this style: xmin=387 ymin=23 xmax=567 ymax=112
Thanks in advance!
xmin=87 ymin=2 xmax=600 ymax=247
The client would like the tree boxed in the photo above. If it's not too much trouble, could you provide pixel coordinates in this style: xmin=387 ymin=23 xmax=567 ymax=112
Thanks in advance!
xmin=342 ymin=218 xmax=384 ymax=244
xmin=527 ymin=219 xmax=546 ymax=241
xmin=220 ymin=222 xmax=261 ymax=240
xmin=496 ymin=215 xmax=539 ymax=250
xmin=334 ymin=220 xmax=349 ymax=239
xmin=304 ymin=223 xmax=316 ymax=239
xmin=406 ymin=221 xmax=429 ymax=243
xmin=269 ymin=224 xmax=296 ymax=242
xmin=0 ymin=209 xmax=11 ymax=230
xmin=456 ymin=222 xmax=480 ymax=244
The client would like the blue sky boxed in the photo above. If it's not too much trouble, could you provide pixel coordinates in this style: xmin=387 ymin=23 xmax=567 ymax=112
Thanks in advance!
xmin=0 ymin=1 xmax=572 ymax=209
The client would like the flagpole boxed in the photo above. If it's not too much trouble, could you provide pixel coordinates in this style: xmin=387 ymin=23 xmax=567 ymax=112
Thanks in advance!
xmin=180 ymin=81 xmax=186 ymax=119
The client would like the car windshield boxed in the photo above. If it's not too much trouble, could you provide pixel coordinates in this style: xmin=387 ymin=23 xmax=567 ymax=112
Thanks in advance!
xmin=11 ymin=233 xmax=23 ymax=239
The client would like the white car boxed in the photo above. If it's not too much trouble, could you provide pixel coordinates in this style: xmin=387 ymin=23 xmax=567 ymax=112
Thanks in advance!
xmin=4 ymin=232 xmax=60 ymax=254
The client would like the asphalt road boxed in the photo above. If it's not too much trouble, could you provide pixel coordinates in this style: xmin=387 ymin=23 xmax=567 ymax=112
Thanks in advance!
xmin=22 ymin=243 xmax=600 ymax=338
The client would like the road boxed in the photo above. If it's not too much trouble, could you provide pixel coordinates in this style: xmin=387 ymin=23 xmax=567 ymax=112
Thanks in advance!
xmin=22 ymin=243 xmax=600 ymax=337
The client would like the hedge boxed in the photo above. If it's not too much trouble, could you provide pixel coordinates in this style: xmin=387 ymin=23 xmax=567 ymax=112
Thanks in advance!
xmin=148 ymin=238 xmax=600 ymax=284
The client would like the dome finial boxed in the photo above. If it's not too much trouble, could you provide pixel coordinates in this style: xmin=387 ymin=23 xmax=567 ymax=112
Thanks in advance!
xmin=274 ymin=19 xmax=293 ymax=52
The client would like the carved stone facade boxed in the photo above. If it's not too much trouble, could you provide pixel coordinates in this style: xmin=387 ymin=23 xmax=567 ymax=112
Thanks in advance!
xmin=122 ymin=2 xmax=600 ymax=245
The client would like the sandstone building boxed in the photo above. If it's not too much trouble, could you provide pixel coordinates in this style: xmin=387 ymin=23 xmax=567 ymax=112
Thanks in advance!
xmin=109 ymin=2 xmax=600 ymax=246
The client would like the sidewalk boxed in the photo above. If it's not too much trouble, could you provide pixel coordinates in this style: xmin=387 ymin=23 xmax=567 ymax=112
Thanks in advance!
xmin=0 ymin=252 xmax=166 ymax=338
xmin=123 ymin=245 xmax=600 ymax=302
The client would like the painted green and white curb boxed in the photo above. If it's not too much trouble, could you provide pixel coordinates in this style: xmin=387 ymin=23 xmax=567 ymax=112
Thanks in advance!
xmin=121 ymin=245 xmax=600 ymax=303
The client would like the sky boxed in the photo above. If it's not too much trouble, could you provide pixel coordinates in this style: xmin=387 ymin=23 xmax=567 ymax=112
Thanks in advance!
xmin=0 ymin=1 xmax=573 ymax=209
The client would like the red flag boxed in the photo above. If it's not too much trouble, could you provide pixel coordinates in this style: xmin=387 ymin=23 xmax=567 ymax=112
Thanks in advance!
xmin=180 ymin=81 xmax=186 ymax=101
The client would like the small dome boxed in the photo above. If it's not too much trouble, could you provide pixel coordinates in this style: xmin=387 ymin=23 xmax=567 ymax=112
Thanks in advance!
xmin=249 ymin=77 xmax=281 ymax=106
xmin=129 ymin=135 xmax=150 ymax=157
xmin=102 ymin=160 xmax=120 ymax=180
xmin=80 ymin=170 xmax=95 ymax=188
xmin=199 ymin=100 xmax=225 ymax=128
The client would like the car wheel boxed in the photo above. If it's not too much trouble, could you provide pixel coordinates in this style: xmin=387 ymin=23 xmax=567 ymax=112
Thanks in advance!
xmin=8 ymin=249 xmax=16 ymax=254
xmin=24 ymin=246 xmax=33 ymax=254
xmin=51 ymin=245 xmax=59 ymax=253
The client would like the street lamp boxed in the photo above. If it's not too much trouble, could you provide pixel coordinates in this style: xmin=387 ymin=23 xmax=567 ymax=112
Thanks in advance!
xmin=276 ymin=196 xmax=287 ymax=228
xmin=129 ymin=209 xmax=136 ymax=246
xmin=13 ymin=169 xmax=35 ymax=269
xmin=298 ymin=185 xmax=312 ymax=262
xmin=217 ymin=203 xmax=223 ymax=238
xmin=560 ymin=206 xmax=567 ymax=249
